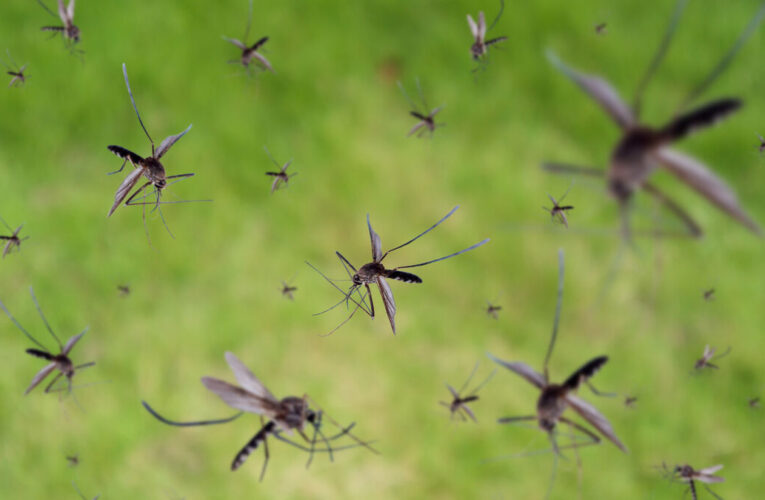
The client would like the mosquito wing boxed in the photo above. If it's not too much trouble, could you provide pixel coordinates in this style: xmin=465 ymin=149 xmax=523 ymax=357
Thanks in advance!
xmin=652 ymin=147 xmax=761 ymax=234
xmin=377 ymin=276 xmax=396 ymax=334
xmin=367 ymin=214 xmax=383 ymax=261
xmin=696 ymin=465 xmax=724 ymax=483
xmin=223 ymin=352 xmax=278 ymax=403
xmin=57 ymin=0 xmax=67 ymax=23
xmin=251 ymin=51 xmax=274 ymax=73
xmin=25 ymin=362 xmax=56 ymax=395
xmin=487 ymin=355 xmax=545 ymax=389
xmin=108 ymin=167 xmax=144 ymax=217
xmin=407 ymin=121 xmax=426 ymax=137
xmin=66 ymin=0 xmax=75 ymax=22
xmin=155 ymin=124 xmax=192 ymax=159
xmin=201 ymin=376 xmax=279 ymax=417
xmin=478 ymin=11 xmax=486 ymax=40
xmin=223 ymin=36 xmax=247 ymax=49
xmin=566 ymin=393 xmax=628 ymax=452
xmin=467 ymin=14 xmax=479 ymax=39
xmin=62 ymin=329 xmax=87 ymax=355
xmin=446 ymin=383 xmax=459 ymax=399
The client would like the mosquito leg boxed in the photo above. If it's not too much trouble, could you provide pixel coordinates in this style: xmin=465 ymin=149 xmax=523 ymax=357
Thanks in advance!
xmin=44 ymin=371 xmax=64 ymax=393
xmin=543 ymin=249 xmax=565 ymax=381
xmin=141 ymin=401 xmax=243 ymax=426
xmin=585 ymin=381 xmax=617 ymax=398
xmin=642 ymin=182 xmax=702 ymax=238
xmin=258 ymin=416 xmax=269 ymax=482
xmin=107 ymin=158 xmax=128 ymax=175
xmin=29 ymin=287 xmax=63 ymax=351
xmin=702 ymin=483 xmax=723 ymax=500
xmin=497 ymin=415 xmax=536 ymax=425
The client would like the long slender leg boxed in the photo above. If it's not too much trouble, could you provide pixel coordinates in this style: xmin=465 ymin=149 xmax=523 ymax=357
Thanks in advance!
xmin=543 ymin=249 xmax=565 ymax=382
xmin=44 ymin=371 xmax=64 ymax=393
xmin=141 ymin=401 xmax=243 ymax=426
xmin=29 ymin=287 xmax=63 ymax=351
xmin=258 ymin=416 xmax=269 ymax=482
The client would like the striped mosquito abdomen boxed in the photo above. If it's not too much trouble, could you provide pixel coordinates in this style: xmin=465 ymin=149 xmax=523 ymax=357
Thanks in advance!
xmin=384 ymin=270 xmax=422 ymax=283
xmin=25 ymin=348 xmax=54 ymax=361
xmin=231 ymin=420 xmax=276 ymax=471
xmin=561 ymin=356 xmax=609 ymax=392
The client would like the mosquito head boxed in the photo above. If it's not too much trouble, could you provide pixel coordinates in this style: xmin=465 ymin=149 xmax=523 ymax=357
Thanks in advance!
xmin=155 ymin=179 xmax=167 ymax=189
xmin=539 ymin=417 xmax=556 ymax=432
xmin=674 ymin=464 xmax=693 ymax=479
xmin=281 ymin=396 xmax=310 ymax=429
xmin=470 ymin=43 xmax=483 ymax=60
xmin=351 ymin=273 xmax=362 ymax=286
xmin=68 ymin=25 xmax=80 ymax=43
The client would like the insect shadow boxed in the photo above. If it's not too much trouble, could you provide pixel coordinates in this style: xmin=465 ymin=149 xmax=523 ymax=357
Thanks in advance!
xmin=467 ymin=0 xmax=507 ymax=69
xmin=264 ymin=147 xmax=297 ymax=193
xmin=223 ymin=0 xmax=274 ymax=75
xmin=0 ymin=215 xmax=29 ymax=258
xmin=397 ymin=78 xmax=444 ymax=138
xmin=2 ymin=50 xmax=27 ymax=87
xmin=307 ymin=206 xmax=489 ymax=335
xmin=543 ymin=0 xmax=765 ymax=240
xmin=142 ymin=352 xmax=377 ymax=481
xmin=440 ymin=362 xmax=496 ymax=422
xmin=659 ymin=462 xmax=724 ymax=500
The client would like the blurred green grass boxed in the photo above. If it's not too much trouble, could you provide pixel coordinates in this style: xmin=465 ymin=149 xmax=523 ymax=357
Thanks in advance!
xmin=1 ymin=0 xmax=764 ymax=498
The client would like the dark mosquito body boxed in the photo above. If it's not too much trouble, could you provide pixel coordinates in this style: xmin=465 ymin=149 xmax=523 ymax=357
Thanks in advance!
xmin=440 ymin=363 xmax=495 ymax=422
xmin=2 ymin=51 xmax=27 ymax=87
xmin=0 ymin=216 xmax=28 ymax=258
xmin=143 ymin=352 xmax=376 ymax=480
xmin=37 ymin=0 xmax=80 ymax=45
xmin=662 ymin=463 xmax=724 ymax=500
xmin=264 ymin=147 xmax=296 ymax=193
xmin=398 ymin=79 xmax=444 ymax=138
xmin=223 ymin=0 xmax=273 ymax=73
xmin=624 ymin=396 xmax=638 ymax=408
xmin=117 ymin=285 xmax=130 ymax=297
xmin=0 ymin=287 xmax=93 ymax=396
xmin=703 ymin=288 xmax=715 ymax=301
xmin=309 ymin=206 xmax=489 ymax=335
xmin=542 ymin=190 xmax=574 ymax=228
xmin=757 ymin=134 xmax=765 ymax=154
xmin=694 ymin=345 xmax=730 ymax=371
xmin=486 ymin=301 xmax=502 ymax=319
xmin=66 ymin=454 xmax=79 ymax=467
xmin=467 ymin=0 xmax=507 ymax=62
xmin=281 ymin=281 xmax=297 ymax=300
xmin=544 ymin=1 xmax=765 ymax=238
xmin=595 ymin=22 xmax=607 ymax=35
xmin=749 ymin=397 xmax=760 ymax=409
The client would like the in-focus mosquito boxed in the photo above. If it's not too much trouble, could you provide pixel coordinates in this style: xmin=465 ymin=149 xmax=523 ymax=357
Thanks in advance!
xmin=397 ymin=79 xmax=444 ymax=138
xmin=0 ymin=216 xmax=28 ymax=258
xmin=624 ymin=396 xmax=638 ymax=408
xmin=2 ymin=51 xmax=27 ymax=87
xmin=280 ymin=279 xmax=297 ymax=300
xmin=486 ymin=301 xmax=502 ymax=319
xmin=467 ymin=0 xmax=507 ymax=63
xmin=0 ymin=287 xmax=94 ymax=396
xmin=661 ymin=462 xmax=724 ymax=500
xmin=309 ymin=206 xmax=489 ymax=335
xmin=223 ymin=0 xmax=273 ymax=74
xmin=143 ymin=352 xmax=377 ymax=480
xmin=440 ymin=362 xmax=496 ymax=422
xmin=487 ymin=250 xmax=626 ymax=497
xmin=595 ymin=23 xmax=607 ymax=35
xmin=542 ymin=188 xmax=574 ymax=229
xmin=703 ymin=288 xmax=715 ymax=301
xmin=264 ymin=147 xmax=296 ymax=193
xmin=117 ymin=285 xmax=130 ymax=297
xmin=749 ymin=397 xmax=760 ymax=409
xmin=36 ymin=0 xmax=80 ymax=46
xmin=694 ymin=345 xmax=730 ymax=371
xmin=543 ymin=1 xmax=765 ymax=239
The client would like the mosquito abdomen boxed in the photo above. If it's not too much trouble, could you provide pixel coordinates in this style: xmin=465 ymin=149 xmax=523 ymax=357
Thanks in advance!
xmin=25 ymin=348 xmax=54 ymax=361
xmin=231 ymin=421 xmax=276 ymax=471
xmin=386 ymin=270 xmax=422 ymax=283
xmin=562 ymin=355 xmax=608 ymax=391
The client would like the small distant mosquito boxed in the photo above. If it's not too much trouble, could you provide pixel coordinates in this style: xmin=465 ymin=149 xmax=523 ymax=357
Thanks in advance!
xmin=280 ymin=280 xmax=297 ymax=300
xmin=486 ymin=301 xmax=502 ymax=319
xmin=694 ymin=345 xmax=730 ymax=371
xmin=662 ymin=462 xmax=724 ymax=500
xmin=595 ymin=22 xmax=607 ymax=35
xmin=757 ymin=134 xmax=765 ymax=154
xmin=2 ymin=51 xmax=27 ymax=87
xmin=397 ymin=79 xmax=444 ymax=138
xmin=36 ymin=0 xmax=80 ymax=45
xmin=117 ymin=285 xmax=130 ymax=297
xmin=542 ymin=188 xmax=574 ymax=228
xmin=624 ymin=396 xmax=638 ymax=408
xmin=703 ymin=288 xmax=715 ymax=301
xmin=467 ymin=0 xmax=507 ymax=62
xmin=544 ymin=1 xmax=765 ymax=238
xmin=223 ymin=0 xmax=273 ymax=73
xmin=264 ymin=147 xmax=297 ymax=193
xmin=66 ymin=454 xmax=79 ymax=467
xmin=143 ymin=352 xmax=377 ymax=480
xmin=73 ymin=480 xmax=99 ymax=500
xmin=440 ymin=363 xmax=496 ymax=422
xmin=0 ymin=216 xmax=28 ymax=258
xmin=749 ymin=397 xmax=760 ymax=409
xmin=0 ymin=287 xmax=94 ymax=396
xmin=309 ymin=206 xmax=489 ymax=335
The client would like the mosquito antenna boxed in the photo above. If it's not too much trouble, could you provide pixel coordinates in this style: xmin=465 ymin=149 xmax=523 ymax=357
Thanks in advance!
xmin=0 ymin=297 xmax=47 ymax=350
xmin=244 ymin=0 xmax=253 ymax=42
xmin=487 ymin=0 xmax=505 ymax=33
xmin=458 ymin=362 xmax=479 ymax=394
xmin=0 ymin=215 xmax=13 ymax=233
xmin=36 ymin=0 xmax=59 ymax=20
xmin=305 ymin=398 xmax=380 ymax=455
xmin=382 ymin=206 xmax=460 ymax=260
xmin=416 ymin=77 xmax=429 ymax=113
xmin=468 ymin=368 xmax=497 ymax=397
xmin=679 ymin=2 xmax=765 ymax=111
xmin=543 ymin=249 xmax=564 ymax=382
xmin=397 ymin=80 xmax=420 ymax=113
xmin=393 ymin=238 xmax=489 ymax=270
xmin=122 ymin=63 xmax=154 ymax=153
xmin=545 ymin=439 xmax=559 ymax=500
xmin=28 ymin=287 xmax=63 ymax=351
xmin=141 ymin=401 xmax=243 ymax=426
xmin=318 ymin=296 xmax=367 ymax=337
xmin=264 ymin=146 xmax=281 ymax=169
xmin=632 ymin=0 xmax=688 ymax=117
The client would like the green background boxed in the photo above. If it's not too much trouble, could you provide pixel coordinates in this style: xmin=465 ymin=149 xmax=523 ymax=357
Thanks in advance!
xmin=1 ymin=0 xmax=763 ymax=498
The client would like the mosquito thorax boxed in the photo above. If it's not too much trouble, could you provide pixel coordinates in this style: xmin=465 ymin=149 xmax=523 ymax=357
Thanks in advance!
xmin=280 ymin=396 xmax=308 ymax=428
xmin=471 ymin=44 xmax=483 ymax=60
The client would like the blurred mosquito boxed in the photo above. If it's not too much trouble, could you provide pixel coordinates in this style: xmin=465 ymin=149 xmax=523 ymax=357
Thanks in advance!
xmin=661 ymin=462 xmax=724 ymax=500
xmin=2 ymin=51 xmax=27 ymax=87
xmin=703 ymin=288 xmax=715 ymax=301
xmin=694 ymin=345 xmax=730 ymax=371
xmin=66 ymin=454 xmax=79 ymax=467
xmin=143 ymin=352 xmax=377 ymax=480
xmin=749 ymin=397 xmax=760 ymax=409
xmin=440 ymin=362 xmax=496 ymax=422
xmin=107 ymin=64 xmax=207 ymax=239
xmin=757 ymin=134 xmax=765 ymax=154
xmin=486 ymin=301 xmax=502 ymax=319
xmin=542 ymin=188 xmax=574 ymax=229
xmin=280 ymin=279 xmax=297 ymax=300
xmin=73 ymin=480 xmax=99 ymax=500
xmin=487 ymin=250 xmax=626 ymax=497
xmin=0 ymin=216 xmax=28 ymax=258
xmin=223 ymin=0 xmax=273 ymax=74
xmin=543 ymin=1 xmax=765 ymax=239
xmin=117 ymin=285 xmax=130 ymax=297
xmin=264 ymin=147 xmax=296 ymax=193
xmin=397 ymin=79 xmax=444 ymax=138
xmin=595 ymin=23 xmax=607 ymax=35
xmin=624 ymin=396 xmax=638 ymax=408
xmin=36 ymin=0 xmax=80 ymax=46
xmin=0 ymin=287 xmax=94 ymax=397
xmin=467 ymin=0 xmax=507 ymax=63
xmin=309 ymin=206 xmax=489 ymax=335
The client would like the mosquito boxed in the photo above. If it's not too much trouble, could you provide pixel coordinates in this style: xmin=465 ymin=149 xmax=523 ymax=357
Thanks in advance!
xmin=2 ymin=51 xmax=27 ymax=87
xmin=486 ymin=250 xmax=626 ymax=497
xmin=440 ymin=362 xmax=496 ymax=422
xmin=542 ymin=188 xmax=574 ymax=229
xmin=280 ymin=280 xmax=297 ymax=300
xmin=309 ymin=206 xmax=489 ymax=335
xmin=703 ymin=288 xmax=715 ymax=301
xmin=694 ymin=345 xmax=730 ymax=371
xmin=117 ymin=285 xmax=130 ymax=297
xmin=66 ymin=454 xmax=79 ymax=467
xmin=595 ymin=23 xmax=607 ymax=35
xmin=73 ymin=480 xmax=99 ymax=500
xmin=467 ymin=0 xmax=507 ymax=62
xmin=749 ymin=397 xmax=760 ymax=409
xmin=757 ymin=134 xmax=765 ymax=154
xmin=0 ymin=287 xmax=94 ymax=396
xmin=486 ymin=301 xmax=502 ymax=319
xmin=0 ymin=216 xmax=28 ymax=258
xmin=264 ymin=147 xmax=296 ymax=193
xmin=543 ymin=1 xmax=765 ymax=239
xmin=142 ymin=352 xmax=377 ymax=480
xmin=662 ymin=463 xmax=724 ymax=500
xmin=36 ymin=0 xmax=80 ymax=46
xmin=624 ymin=396 xmax=638 ymax=408
xmin=223 ymin=0 xmax=273 ymax=73
xmin=397 ymin=79 xmax=444 ymax=138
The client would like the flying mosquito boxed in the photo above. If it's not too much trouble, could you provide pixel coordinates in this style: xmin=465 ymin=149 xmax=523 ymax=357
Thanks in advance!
xmin=487 ymin=250 xmax=626 ymax=497
xmin=440 ymin=363 xmax=496 ymax=422
xmin=0 ymin=216 xmax=28 ymax=258
xmin=117 ymin=285 xmax=130 ymax=297
xmin=264 ymin=147 xmax=296 ymax=193
xmin=757 ymin=134 xmax=765 ymax=154
xmin=397 ymin=79 xmax=444 ymax=138
xmin=223 ymin=0 xmax=273 ymax=73
xmin=309 ymin=206 xmax=489 ymax=335
xmin=703 ymin=288 xmax=715 ymax=301
xmin=749 ymin=397 xmax=760 ymax=409
xmin=624 ymin=396 xmax=638 ymax=408
xmin=543 ymin=1 xmax=765 ymax=239
xmin=66 ymin=454 xmax=79 ymax=467
xmin=2 ymin=51 xmax=27 ymax=87
xmin=694 ymin=345 xmax=730 ymax=371
xmin=36 ymin=0 xmax=80 ymax=46
xmin=486 ymin=301 xmax=502 ymax=319
xmin=0 ymin=287 xmax=94 ymax=396
xmin=143 ymin=352 xmax=376 ymax=480
xmin=467 ymin=0 xmax=507 ymax=62
xmin=595 ymin=22 xmax=607 ymax=35
xmin=661 ymin=463 xmax=724 ymax=500
xmin=280 ymin=280 xmax=297 ymax=300
xmin=542 ymin=188 xmax=574 ymax=229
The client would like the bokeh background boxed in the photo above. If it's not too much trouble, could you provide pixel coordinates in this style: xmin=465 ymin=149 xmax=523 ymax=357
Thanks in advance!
xmin=1 ymin=0 xmax=764 ymax=498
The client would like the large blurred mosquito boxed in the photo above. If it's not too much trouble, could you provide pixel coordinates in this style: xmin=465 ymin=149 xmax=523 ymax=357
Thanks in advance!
xmin=0 ymin=216 xmax=28 ymax=258
xmin=264 ymin=147 xmax=296 ymax=193
xmin=2 ymin=51 xmax=27 ymax=87
xmin=142 ymin=352 xmax=376 ymax=480
xmin=309 ymin=206 xmax=489 ymax=335
xmin=0 ymin=287 xmax=93 ymax=396
xmin=223 ymin=0 xmax=273 ymax=73
xmin=467 ymin=0 xmax=507 ymax=63
xmin=397 ymin=79 xmax=444 ymax=138
xmin=543 ymin=1 xmax=765 ymax=239
xmin=694 ymin=345 xmax=730 ymax=371
xmin=661 ymin=462 xmax=724 ymax=500
xmin=440 ymin=363 xmax=496 ymax=422
xmin=36 ymin=0 xmax=80 ymax=46
xmin=542 ymin=188 xmax=574 ymax=229
xmin=487 ymin=250 xmax=626 ymax=497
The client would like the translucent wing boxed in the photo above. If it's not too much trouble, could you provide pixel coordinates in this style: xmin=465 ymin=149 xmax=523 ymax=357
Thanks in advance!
xmin=201 ymin=376 xmax=279 ymax=417
xmin=222 ymin=36 xmax=247 ymax=49
xmin=108 ymin=167 xmax=144 ymax=217
xmin=487 ymin=355 xmax=545 ymax=389
xmin=57 ymin=0 xmax=67 ymax=23
xmin=25 ymin=363 xmax=56 ymax=395
xmin=446 ymin=384 xmax=459 ymax=399
xmin=224 ymin=352 xmax=278 ymax=403
xmin=251 ymin=51 xmax=274 ymax=73
xmin=67 ymin=0 xmax=75 ymax=21
xmin=467 ymin=14 xmax=479 ymax=39
xmin=407 ymin=121 xmax=426 ymax=137
xmin=377 ymin=276 xmax=396 ymax=334
xmin=478 ymin=11 xmax=486 ymax=39
xmin=652 ymin=147 xmax=761 ymax=234
xmin=697 ymin=465 xmax=724 ymax=483
xmin=566 ymin=394 xmax=628 ymax=452
xmin=62 ymin=329 xmax=86 ymax=355
xmin=367 ymin=214 xmax=383 ymax=261
xmin=154 ymin=124 xmax=192 ymax=159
